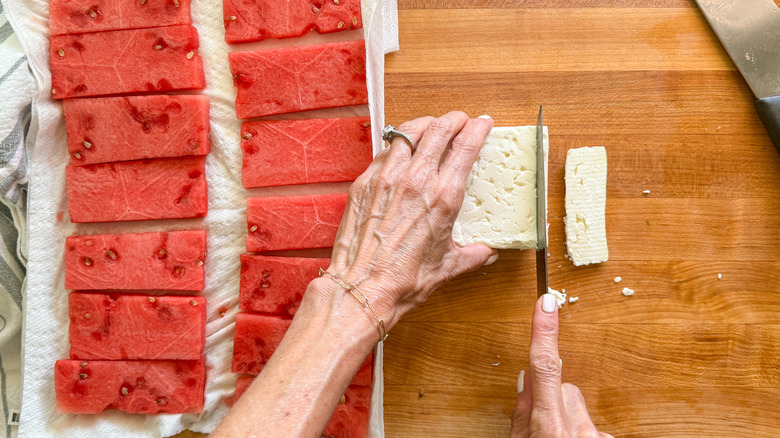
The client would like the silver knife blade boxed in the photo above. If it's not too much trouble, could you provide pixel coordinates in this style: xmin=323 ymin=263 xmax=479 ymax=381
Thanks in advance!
xmin=694 ymin=0 xmax=780 ymax=98
xmin=535 ymin=105 xmax=548 ymax=298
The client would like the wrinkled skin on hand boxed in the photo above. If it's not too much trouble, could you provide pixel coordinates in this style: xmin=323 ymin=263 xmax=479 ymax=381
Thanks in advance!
xmin=327 ymin=112 xmax=497 ymax=329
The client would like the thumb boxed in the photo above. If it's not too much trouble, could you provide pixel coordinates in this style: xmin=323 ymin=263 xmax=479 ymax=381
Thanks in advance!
xmin=529 ymin=294 xmax=565 ymax=424
xmin=510 ymin=370 xmax=532 ymax=438
xmin=452 ymin=244 xmax=497 ymax=273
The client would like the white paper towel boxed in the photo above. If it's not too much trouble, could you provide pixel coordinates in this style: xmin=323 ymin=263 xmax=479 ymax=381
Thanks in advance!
xmin=5 ymin=0 xmax=397 ymax=436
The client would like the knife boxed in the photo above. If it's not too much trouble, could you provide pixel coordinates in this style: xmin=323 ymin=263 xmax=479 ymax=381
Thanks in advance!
xmin=694 ymin=0 xmax=780 ymax=150
xmin=535 ymin=105 xmax=548 ymax=298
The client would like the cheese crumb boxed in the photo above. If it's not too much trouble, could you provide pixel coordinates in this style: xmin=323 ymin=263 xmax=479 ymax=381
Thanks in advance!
xmin=718 ymin=273 xmax=722 ymax=279
xmin=569 ymin=296 xmax=579 ymax=303
xmin=564 ymin=146 xmax=608 ymax=266
xmin=642 ymin=190 xmax=651 ymax=194
xmin=614 ymin=276 xmax=622 ymax=283
xmin=622 ymin=287 xmax=634 ymax=296
xmin=547 ymin=288 xmax=567 ymax=308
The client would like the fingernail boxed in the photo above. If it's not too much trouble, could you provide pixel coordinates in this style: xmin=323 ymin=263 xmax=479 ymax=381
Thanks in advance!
xmin=477 ymin=115 xmax=492 ymax=119
xmin=542 ymin=294 xmax=557 ymax=313
xmin=517 ymin=370 xmax=525 ymax=393
xmin=484 ymin=251 xmax=499 ymax=266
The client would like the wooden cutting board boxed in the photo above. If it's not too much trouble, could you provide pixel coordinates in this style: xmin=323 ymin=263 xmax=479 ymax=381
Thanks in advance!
xmin=179 ymin=1 xmax=780 ymax=436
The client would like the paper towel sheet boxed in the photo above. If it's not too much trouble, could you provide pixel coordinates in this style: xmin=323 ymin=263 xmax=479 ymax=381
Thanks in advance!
xmin=6 ymin=0 xmax=393 ymax=436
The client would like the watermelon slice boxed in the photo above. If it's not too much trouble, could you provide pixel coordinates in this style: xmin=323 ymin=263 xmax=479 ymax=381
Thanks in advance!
xmin=246 ymin=193 xmax=347 ymax=252
xmin=229 ymin=40 xmax=367 ymax=119
xmin=50 ymin=25 xmax=205 ymax=99
xmin=231 ymin=313 xmax=291 ymax=375
xmin=55 ymin=359 xmax=205 ymax=414
xmin=64 ymin=95 xmax=210 ymax=166
xmin=233 ymin=374 xmax=254 ymax=400
xmin=222 ymin=0 xmax=362 ymax=44
xmin=68 ymin=292 xmax=206 ymax=360
xmin=66 ymin=156 xmax=208 ymax=223
xmin=65 ymin=230 xmax=206 ymax=291
xmin=241 ymin=117 xmax=372 ymax=188
xmin=49 ymin=0 xmax=192 ymax=36
xmin=239 ymin=255 xmax=329 ymax=316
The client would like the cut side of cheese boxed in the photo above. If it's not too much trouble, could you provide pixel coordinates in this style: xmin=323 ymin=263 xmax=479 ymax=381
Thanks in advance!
xmin=564 ymin=146 xmax=608 ymax=266
xmin=452 ymin=126 xmax=548 ymax=249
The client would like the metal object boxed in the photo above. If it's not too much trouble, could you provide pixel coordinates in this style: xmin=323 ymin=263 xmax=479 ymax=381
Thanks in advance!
xmin=534 ymin=106 xmax=548 ymax=298
xmin=381 ymin=125 xmax=414 ymax=150
xmin=695 ymin=0 xmax=780 ymax=149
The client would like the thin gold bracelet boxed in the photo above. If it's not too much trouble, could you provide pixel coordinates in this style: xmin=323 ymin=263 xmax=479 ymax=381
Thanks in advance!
xmin=318 ymin=268 xmax=388 ymax=343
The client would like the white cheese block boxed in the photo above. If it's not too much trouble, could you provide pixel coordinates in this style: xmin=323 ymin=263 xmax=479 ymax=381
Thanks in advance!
xmin=564 ymin=146 xmax=608 ymax=266
xmin=452 ymin=126 xmax=549 ymax=249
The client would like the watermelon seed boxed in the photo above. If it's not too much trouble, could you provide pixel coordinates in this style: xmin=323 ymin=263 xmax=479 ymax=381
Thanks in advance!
xmin=84 ymin=257 xmax=92 ymax=266
xmin=249 ymin=225 xmax=258 ymax=232
xmin=352 ymin=17 xmax=357 ymax=26
xmin=88 ymin=9 xmax=97 ymax=18
xmin=84 ymin=313 xmax=92 ymax=319
xmin=189 ymin=299 xmax=197 ymax=305
xmin=334 ymin=0 xmax=339 ymax=4
xmin=158 ymin=249 xmax=167 ymax=257
xmin=175 ymin=267 xmax=183 ymax=275
xmin=261 ymin=283 xmax=269 ymax=288
xmin=154 ymin=44 xmax=163 ymax=50
xmin=174 ymin=0 xmax=179 ymax=6
xmin=340 ymin=395 xmax=346 ymax=404
xmin=187 ymin=51 xmax=194 ymax=59
xmin=243 ymin=134 xmax=252 ymax=140
xmin=82 ymin=140 xmax=92 ymax=148
xmin=79 ymin=373 xmax=88 ymax=379
xmin=156 ymin=398 xmax=167 ymax=405
xmin=80 ymin=362 xmax=88 ymax=368
xmin=262 ymin=272 xmax=269 ymax=278
xmin=363 ymin=122 xmax=371 ymax=128
xmin=73 ymin=152 xmax=82 ymax=159
xmin=196 ymin=259 xmax=203 ymax=266
xmin=228 ymin=16 xmax=237 ymax=21
xmin=121 ymin=387 xmax=129 ymax=396
xmin=84 ymin=239 xmax=94 ymax=246
xmin=140 ymin=0 xmax=147 ymax=4
xmin=106 ymin=250 xmax=117 ymax=259
xmin=58 ymin=49 xmax=65 ymax=57
xmin=148 ymin=297 xmax=156 ymax=303
xmin=51 ymin=88 xmax=57 ymax=95
xmin=144 ymin=121 xmax=151 ymax=130
xmin=337 ymin=21 xmax=344 ymax=29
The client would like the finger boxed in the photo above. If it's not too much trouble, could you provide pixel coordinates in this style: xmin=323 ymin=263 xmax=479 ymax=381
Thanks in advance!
xmin=447 ymin=244 xmax=496 ymax=277
xmin=529 ymin=294 xmax=564 ymax=415
xmin=561 ymin=383 xmax=600 ymax=436
xmin=439 ymin=115 xmax=494 ymax=187
xmin=381 ymin=116 xmax=435 ymax=167
xmin=411 ymin=111 xmax=470 ymax=167
xmin=600 ymin=433 xmax=615 ymax=438
xmin=509 ymin=370 xmax=532 ymax=438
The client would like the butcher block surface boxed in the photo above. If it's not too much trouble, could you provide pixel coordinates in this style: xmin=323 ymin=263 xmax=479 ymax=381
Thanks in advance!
xmin=177 ymin=1 xmax=780 ymax=437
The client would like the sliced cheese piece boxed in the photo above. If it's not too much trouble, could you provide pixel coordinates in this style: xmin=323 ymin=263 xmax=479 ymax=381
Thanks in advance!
xmin=452 ymin=126 xmax=548 ymax=249
xmin=564 ymin=146 xmax=608 ymax=266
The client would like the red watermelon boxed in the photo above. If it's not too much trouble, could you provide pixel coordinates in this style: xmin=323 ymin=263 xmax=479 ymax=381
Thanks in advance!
xmin=68 ymin=292 xmax=206 ymax=360
xmin=222 ymin=0 xmax=361 ymax=44
xmin=49 ymin=0 xmax=192 ymax=36
xmin=231 ymin=313 xmax=291 ymax=375
xmin=322 ymin=385 xmax=372 ymax=438
xmin=55 ymin=359 xmax=205 ymax=414
xmin=234 ymin=374 xmax=254 ymax=400
xmin=64 ymin=95 xmax=210 ymax=166
xmin=66 ymin=156 xmax=208 ymax=223
xmin=239 ymin=255 xmax=329 ymax=316
xmin=50 ymin=25 xmax=205 ymax=99
xmin=241 ymin=117 xmax=372 ymax=188
xmin=229 ymin=40 xmax=367 ymax=119
xmin=246 ymin=193 xmax=347 ymax=252
xmin=65 ymin=230 xmax=206 ymax=291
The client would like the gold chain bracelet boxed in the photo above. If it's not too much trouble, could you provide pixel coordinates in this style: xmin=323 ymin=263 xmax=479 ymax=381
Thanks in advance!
xmin=318 ymin=268 xmax=388 ymax=343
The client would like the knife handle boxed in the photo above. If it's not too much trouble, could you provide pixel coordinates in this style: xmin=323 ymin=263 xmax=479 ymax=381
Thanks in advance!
xmin=755 ymin=95 xmax=780 ymax=152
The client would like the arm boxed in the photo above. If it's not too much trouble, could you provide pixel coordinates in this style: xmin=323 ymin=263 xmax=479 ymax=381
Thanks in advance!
xmin=212 ymin=112 xmax=496 ymax=437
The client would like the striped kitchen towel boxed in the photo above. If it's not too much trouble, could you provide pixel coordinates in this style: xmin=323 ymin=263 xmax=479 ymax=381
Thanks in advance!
xmin=0 ymin=0 xmax=33 ymax=437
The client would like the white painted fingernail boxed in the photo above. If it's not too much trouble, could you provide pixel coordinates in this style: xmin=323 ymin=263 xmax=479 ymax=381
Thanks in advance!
xmin=484 ymin=252 xmax=499 ymax=266
xmin=477 ymin=115 xmax=492 ymax=119
xmin=542 ymin=294 xmax=557 ymax=313
xmin=517 ymin=370 xmax=525 ymax=393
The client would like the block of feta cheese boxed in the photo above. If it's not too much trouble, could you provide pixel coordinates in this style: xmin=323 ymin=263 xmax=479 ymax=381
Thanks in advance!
xmin=49 ymin=0 xmax=192 ymax=36
xmin=452 ymin=126 xmax=548 ymax=249
xmin=564 ymin=146 xmax=608 ymax=266
xmin=68 ymin=292 xmax=206 ymax=360
xmin=64 ymin=95 xmax=210 ymax=166
xmin=66 ymin=156 xmax=208 ymax=223
xmin=65 ymin=230 xmax=206 ymax=291
xmin=241 ymin=117 xmax=373 ymax=188
xmin=229 ymin=40 xmax=368 ymax=119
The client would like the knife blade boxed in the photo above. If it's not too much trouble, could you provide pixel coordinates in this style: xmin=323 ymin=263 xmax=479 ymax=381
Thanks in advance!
xmin=535 ymin=105 xmax=548 ymax=298
xmin=694 ymin=0 xmax=780 ymax=149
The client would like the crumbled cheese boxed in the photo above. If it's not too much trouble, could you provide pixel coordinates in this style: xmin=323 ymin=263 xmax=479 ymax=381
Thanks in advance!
xmin=621 ymin=287 xmax=634 ymax=296
xmin=613 ymin=276 xmax=622 ymax=283
xmin=452 ymin=126 xmax=548 ymax=249
xmin=642 ymin=190 xmax=651 ymax=194
xmin=718 ymin=273 xmax=722 ymax=279
xmin=568 ymin=296 xmax=579 ymax=303
xmin=564 ymin=147 xmax=608 ymax=266
xmin=547 ymin=288 xmax=567 ymax=308
xmin=517 ymin=370 xmax=525 ymax=393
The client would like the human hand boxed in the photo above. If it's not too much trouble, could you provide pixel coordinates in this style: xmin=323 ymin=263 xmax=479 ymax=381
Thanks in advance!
xmin=510 ymin=294 xmax=613 ymax=438
xmin=321 ymin=112 xmax=497 ymax=331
